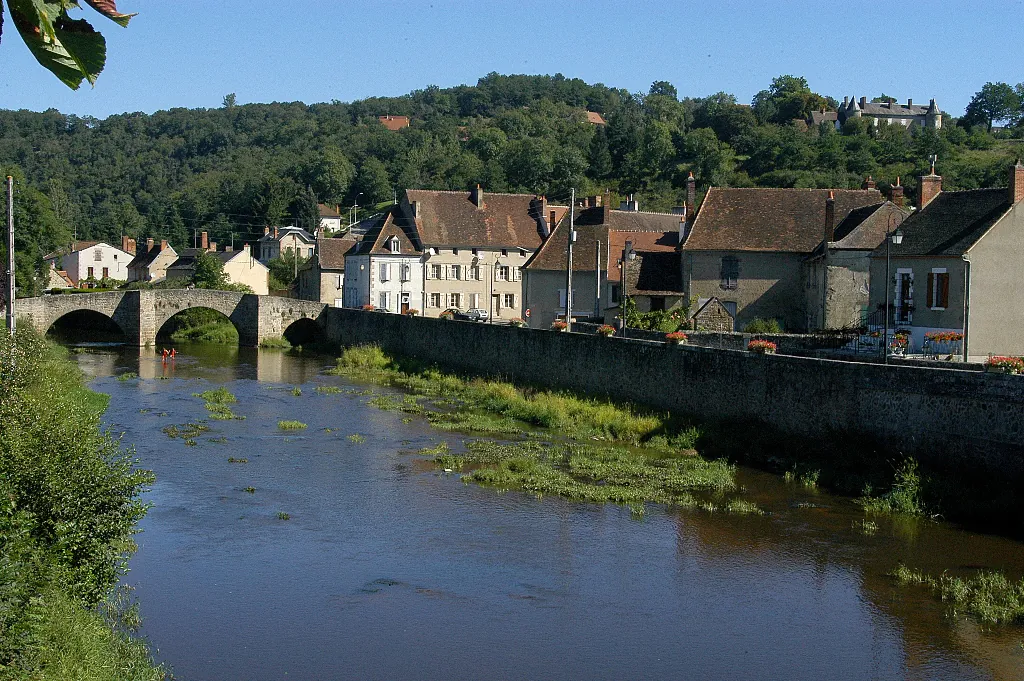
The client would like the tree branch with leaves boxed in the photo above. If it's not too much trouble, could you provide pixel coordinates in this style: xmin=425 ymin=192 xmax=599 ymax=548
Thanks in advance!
xmin=0 ymin=0 xmax=135 ymax=90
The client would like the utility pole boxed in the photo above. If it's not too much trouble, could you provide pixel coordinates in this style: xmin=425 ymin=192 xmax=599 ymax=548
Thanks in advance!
xmin=6 ymin=176 xmax=14 ymax=336
xmin=565 ymin=188 xmax=575 ymax=332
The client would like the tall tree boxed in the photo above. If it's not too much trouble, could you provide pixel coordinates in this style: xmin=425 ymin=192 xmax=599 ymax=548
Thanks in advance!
xmin=192 ymin=250 xmax=228 ymax=290
xmin=962 ymin=82 xmax=1021 ymax=132
xmin=294 ymin=186 xmax=321 ymax=235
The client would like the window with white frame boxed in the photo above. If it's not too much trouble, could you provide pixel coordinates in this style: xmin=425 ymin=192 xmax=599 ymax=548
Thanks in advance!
xmin=470 ymin=265 xmax=481 ymax=280
xmin=389 ymin=237 xmax=400 ymax=254
xmin=498 ymin=265 xmax=510 ymax=281
xmin=378 ymin=292 xmax=389 ymax=311
xmin=450 ymin=264 xmax=462 ymax=280
xmin=400 ymin=264 xmax=411 ymax=282
xmin=429 ymin=292 xmax=441 ymax=308
xmin=470 ymin=293 xmax=480 ymax=308
xmin=503 ymin=293 xmax=515 ymax=309
xmin=335 ymin=274 xmax=342 ymax=289
xmin=379 ymin=262 xmax=389 ymax=281
xmin=449 ymin=292 xmax=462 ymax=309
xmin=927 ymin=268 xmax=949 ymax=309
xmin=430 ymin=263 xmax=442 ymax=279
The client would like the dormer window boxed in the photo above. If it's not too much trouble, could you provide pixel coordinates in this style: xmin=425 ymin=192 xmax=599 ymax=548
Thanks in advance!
xmin=388 ymin=237 xmax=400 ymax=254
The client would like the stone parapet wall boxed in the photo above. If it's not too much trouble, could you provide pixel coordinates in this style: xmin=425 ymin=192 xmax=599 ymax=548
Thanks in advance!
xmin=572 ymin=321 xmax=853 ymax=354
xmin=322 ymin=308 xmax=1024 ymax=476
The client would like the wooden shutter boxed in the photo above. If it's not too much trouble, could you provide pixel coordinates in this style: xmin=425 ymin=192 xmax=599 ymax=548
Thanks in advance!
xmin=926 ymin=273 xmax=935 ymax=308
xmin=939 ymin=273 xmax=949 ymax=308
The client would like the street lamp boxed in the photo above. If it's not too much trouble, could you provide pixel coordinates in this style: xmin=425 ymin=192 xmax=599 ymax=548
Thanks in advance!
xmin=351 ymin=193 xmax=364 ymax=229
xmin=883 ymin=213 xmax=905 ymax=364
xmin=620 ymin=240 xmax=636 ymax=338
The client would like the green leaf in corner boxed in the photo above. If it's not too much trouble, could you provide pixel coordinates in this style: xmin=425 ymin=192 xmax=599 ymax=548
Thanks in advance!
xmin=83 ymin=0 xmax=134 ymax=27
xmin=8 ymin=1 xmax=105 ymax=89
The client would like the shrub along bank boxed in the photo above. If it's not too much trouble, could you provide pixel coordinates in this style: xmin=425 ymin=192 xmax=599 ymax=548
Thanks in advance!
xmin=0 ymin=329 xmax=161 ymax=679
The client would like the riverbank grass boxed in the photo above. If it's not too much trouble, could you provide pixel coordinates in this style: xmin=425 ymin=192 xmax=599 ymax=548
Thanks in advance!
xmin=892 ymin=564 xmax=1024 ymax=624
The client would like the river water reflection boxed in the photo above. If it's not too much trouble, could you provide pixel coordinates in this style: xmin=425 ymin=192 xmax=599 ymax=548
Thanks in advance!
xmin=74 ymin=345 xmax=1024 ymax=681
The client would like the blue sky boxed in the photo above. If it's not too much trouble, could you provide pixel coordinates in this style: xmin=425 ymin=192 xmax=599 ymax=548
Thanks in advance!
xmin=1 ymin=0 xmax=1021 ymax=118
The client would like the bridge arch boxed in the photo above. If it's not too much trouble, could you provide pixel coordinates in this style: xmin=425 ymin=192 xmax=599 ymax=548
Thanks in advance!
xmin=148 ymin=290 xmax=254 ymax=346
xmin=46 ymin=308 xmax=129 ymax=343
xmin=282 ymin=317 xmax=323 ymax=347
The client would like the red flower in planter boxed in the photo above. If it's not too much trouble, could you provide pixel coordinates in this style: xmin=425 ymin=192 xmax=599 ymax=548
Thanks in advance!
xmin=665 ymin=331 xmax=688 ymax=345
xmin=551 ymin=321 xmax=568 ymax=332
xmin=361 ymin=304 xmax=375 ymax=312
xmin=748 ymin=339 xmax=777 ymax=354
xmin=597 ymin=324 xmax=616 ymax=337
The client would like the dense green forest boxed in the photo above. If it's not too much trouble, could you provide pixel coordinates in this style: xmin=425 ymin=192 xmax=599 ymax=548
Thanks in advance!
xmin=2 ymin=72 xmax=1023 ymax=295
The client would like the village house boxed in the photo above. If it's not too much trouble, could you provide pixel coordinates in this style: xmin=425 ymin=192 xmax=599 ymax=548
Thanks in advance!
xmin=342 ymin=211 xmax=423 ymax=313
xmin=393 ymin=186 xmax=566 ymax=321
xmin=44 ymin=266 xmax=75 ymax=290
xmin=166 ymin=232 xmax=269 ymax=295
xmin=378 ymin=115 xmax=411 ymax=131
xmin=681 ymin=183 xmax=884 ymax=331
xmin=43 ymin=236 xmax=136 ymax=286
xmin=318 ymin=204 xmax=343 ymax=234
xmin=296 ymin=237 xmax=358 ymax=307
xmin=523 ymin=196 xmax=686 ymax=329
xmin=127 ymin=238 xmax=178 ymax=283
xmin=867 ymin=162 xmax=1024 ymax=357
xmin=257 ymin=226 xmax=316 ymax=263
xmin=804 ymin=183 xmax=910 ymax=330
xmin=838 ymin=96 xmax=941 ymax=129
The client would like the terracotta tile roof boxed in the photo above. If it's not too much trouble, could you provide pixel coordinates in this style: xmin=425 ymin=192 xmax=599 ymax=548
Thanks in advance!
xmin=43 ymin=241 xmax=100 ymax=261
xmin=318 ymin=204 xmax=342 ymax=218
xmin=684 ymin=188 xmax=884 ymax=253
xmin=316 ymin=237 xmax=358 ymax=270
xmin=829 ymin=201 xmax=909 ymax=251
xmin=402 ymin=189 xmax=556 ymax=249
xmin=351 ymin=211 xmax=422 ymax=256
xmin=869 ymin=188 xmax=1011 ymax=258
xmin=379 ymin=115 xmax=410 ymax=131
xmin=586 ymin=111 xmax=607 ymax=125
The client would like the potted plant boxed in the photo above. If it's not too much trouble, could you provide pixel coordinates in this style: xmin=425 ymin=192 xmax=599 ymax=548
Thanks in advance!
xmin=509 ymin=318 xmax=527 ymax=328
xmin=361 ymin=304 xmax=375 ymax=312
xmin=597 ymin=324 xmax=616 ymax=337
xmin=748 ymin=339 xmax=777 ymax=354
xmin=404 ymin=308 xmax=420 ymax=316
xmin=665 ymin=331 xmax=688 ymax=346
xmin=986 ymin=356 xmax=1024 ymax=374
xmin=439 ymin=309 xmax=456 ymax=320
xmin=551 ymin=320 xmax=568 ymax=332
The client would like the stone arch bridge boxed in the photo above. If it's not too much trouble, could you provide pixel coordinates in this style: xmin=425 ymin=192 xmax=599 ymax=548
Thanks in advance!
xmin=8 ymin=290 xmax=329 ymax=347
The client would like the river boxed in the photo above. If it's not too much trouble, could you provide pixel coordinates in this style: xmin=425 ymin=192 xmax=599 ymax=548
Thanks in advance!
xmin=71 ymin=344 xmax=1024 ymax=681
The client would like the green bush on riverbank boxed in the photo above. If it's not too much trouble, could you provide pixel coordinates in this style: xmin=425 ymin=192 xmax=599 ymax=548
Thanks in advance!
xmin=0 ymin=329 xmax=161 ymax=679
xmin=892 ymin=564 xmax=1024 ymax=625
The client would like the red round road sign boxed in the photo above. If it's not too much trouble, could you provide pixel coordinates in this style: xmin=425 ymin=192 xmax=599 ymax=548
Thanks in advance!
xmin=525 ymin=309 xmax=531 ymax=318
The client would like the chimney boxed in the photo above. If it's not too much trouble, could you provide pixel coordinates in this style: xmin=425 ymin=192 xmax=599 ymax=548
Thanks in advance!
xmin=160 ymin=239 xmax=168 ymax=251
xmin=862 ymin=175 xmax=876 ymax=190
xmin=1011 ymin=160 xmax=1024 ymax=205
xmin=473 ymin=184 xmax=484 ymax=208
xmin=918 ymin=168 xmax=942 ymax=209
xmin=146 ymin=238 xmax=155 ymax=253
xmin=842 ymin=96 xmax=848 ymax=108
xmin=200 ymin=231 xmax=209 ymax=250
xmin=678 ymin=216 xmax=686 ymax=246
xmin=890 ymin=177 xmax=905 ymax=208
xmin=264 ymin=226 xmax=270 ymax=236
xmin=274 ymin=226 xmax=279 ymax=240
xmin=824 ymin=191 xmax=836 ymax=242
xmin=619 ymin=195 xmax=639 ymax=212
xmin=907 ymin=98 xmax=913 ymax=107
xmin=686 ymin=172 xmax=696 ymax=218
xmin=859 ymin=97 xmax=867 ymax=108
xmin=209 ymin=241 xmax=217 ymax=252
xmin=121 ymin=235 xmax=136 ymax=255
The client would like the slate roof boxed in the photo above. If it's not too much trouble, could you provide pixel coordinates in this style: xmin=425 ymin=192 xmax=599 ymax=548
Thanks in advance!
xmin=167 ymin=248 xmax=262 ymax=273
xmin=315 ymin=237 xmax=358 ymax=270
xmin=402 ymin=189 xmax=560 ymax=250
xmin=127 ymin=243 xmax=177 ymax=270
xmin=318 ymin=204 xmax=342 ymax=218
xmin=524 ymin=220 xmax=609 ymax=273
xmin=258 ymin=227 xmax=315 ymax=243
xmin=626 ymin=252 xmax=684 ymax=294
xmin=683 ymin=188 xmax=884 ymax=253
xmin=869 ymin=188 xmax=1012 ymax=258
xmin=350 ymin=211 xmax=422 ymax=257
xmin=809 ymin=111 xmax=838 ymax=125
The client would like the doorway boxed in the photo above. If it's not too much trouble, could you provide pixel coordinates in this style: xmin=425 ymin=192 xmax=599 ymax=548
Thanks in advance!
xmin=401 ymin=292 xmax=410 ymax=314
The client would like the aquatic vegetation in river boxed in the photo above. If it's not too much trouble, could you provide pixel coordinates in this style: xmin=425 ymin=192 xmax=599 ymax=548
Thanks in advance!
xmin=347 ymin=433 xmax=366 ymax=444
xmin=227 ymin=457 xmax=247 ymax=463
xmin=244 ymin=487 xmax=256 ymax=494
xmin=784 ymin=467 xmax=820 ymax=489
xmin=290 ymin=387 xmax=302 ymax=396
xmin=860 ymin=458 xmax=925 ymax=516
xmin=278 ymin=420 xmax=307 ymax=430
xmin=891 ymin=564 xmax=1024 ymax=625
xmin=116 ymin=372 xmax=138 ymax=382
xmin=277 ymin=512 xmax=291 ymax=520
xmin=314 ymin=386 xmax=343 ymax=395
xmin=193 ymin=387 xmax=244 ymax=420
xmin=852 ymin=519 xmax=879 ymax=535
xmin=162 ymin=421 xmax=210 ymax=440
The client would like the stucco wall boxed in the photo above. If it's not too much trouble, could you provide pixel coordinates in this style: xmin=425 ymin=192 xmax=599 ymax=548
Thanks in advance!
xmin=223 ymin=253 xmax=269 ymax=295
xmin=964 ymin=202 xmax=1024 ymax=355
xmin=423 ymin=248 xmax=529 ymax=319
xmin=523 ymin=269 xmax=605 ymax=328
xmin=684 ymin=250 xmax=807 ymax=331
xmin=321 ymin=309 xmax=1024 ymax=475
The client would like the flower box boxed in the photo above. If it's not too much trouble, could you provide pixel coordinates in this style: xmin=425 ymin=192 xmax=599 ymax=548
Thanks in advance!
xmin=986 ymin=356 xmax=1024 ymax=375
xmin=748 ymin=339 xmax=777 ymax=354
xmin=551 ymin=321 xmax=568 ymax=332
xmin=361 ymin=305 xmax=375 ymax=312
xmin=596 ymin=324 xmax=616 ymax=337
xmin=665 ymin=332 xmax=688 ymax=346
xmin=509 ymin=318 xmax=527 ymax=328
xmin=438 ymin=309 xmax=456 ymax=320
xmin=404 ymin=308 xmax=420 ymax=316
